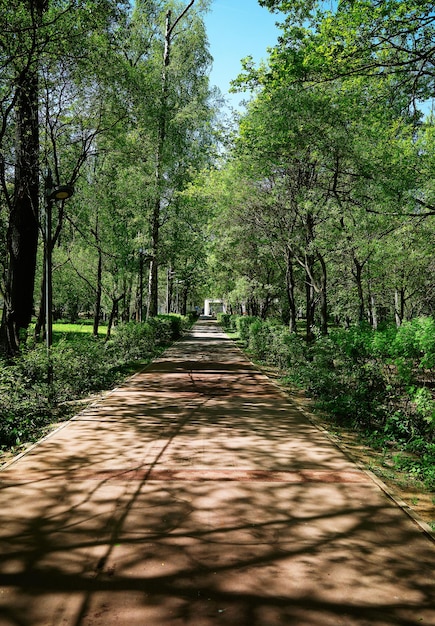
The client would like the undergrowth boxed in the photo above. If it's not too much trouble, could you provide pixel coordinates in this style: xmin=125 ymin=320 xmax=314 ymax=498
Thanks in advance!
xmin=218 ymin=313 xmax=435 ymax=491
xmin=0 ymin=314 xmax=195 ymax=453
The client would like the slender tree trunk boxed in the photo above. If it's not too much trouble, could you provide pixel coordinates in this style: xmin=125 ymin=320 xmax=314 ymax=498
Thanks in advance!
xmin=394 ymin=287 xmax=405 ymax=327
xmin=318 ymin=251 xmax=328 ymax=335
xmin=93 ymin=247 xmax=102 ymax=337
xmin=304 ymin=213 xmax=316 ymax=342
xmin=147 ymin=2 xmax=195 ymax=318
xmin=285 ymin=249 xmax=298 ymax=333
xmin=181 ymin=284 xmax=188 ymax=316
xmin=352 ymin=257 xmax=365 ymax=323
xmin=137 ymin=251 xmax=144 ymax=321
xmin=34 ymin=256 xmax=46 ymax=341
xmin=148 ymin=10 xmax=171 ymax=318
xmin=369 ymin=293 xmax=378 ymax=329
xmin=105 ymin=293 xmax=125 ymax=341
xmin=166 ymin=266 xmax=174 ymax=313
xmin=305 ymin=269 xmax=316 ymax=342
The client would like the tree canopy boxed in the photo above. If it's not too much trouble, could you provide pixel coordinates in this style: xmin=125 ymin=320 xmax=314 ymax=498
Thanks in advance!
xmin=0 ymin=0 xmax=434 ymax=352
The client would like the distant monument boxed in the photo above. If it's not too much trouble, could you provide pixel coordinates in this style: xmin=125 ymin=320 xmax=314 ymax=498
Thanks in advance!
xmin=203 ymin=299 xmax=226 ymax=317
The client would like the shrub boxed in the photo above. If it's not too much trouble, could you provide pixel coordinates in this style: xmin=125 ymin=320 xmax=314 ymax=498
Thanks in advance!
xmin=0 ymin=316 xmax=195 ymax=452
xmin=150 ymin=314 xmax=184 ymax=343
xmin=269 ymin=325 xmax=306 ymax=370
xmin=106 ymin=321 xmax=155 ymax=362
xmin=52 ymin=339 xmax=117 ymax=402
xmin=0 ymin=352 xmax=51 ymax=448
xmin=236 ymin=316 xmax=259 ymax=344
xmin=391 ymin=318 xmax=424 ymax=360
xmin=248 ymin=318 xmax=270 ymax=360
xmin=414 ymin=317 xmax=435 ymax=370
xmin=217 ymin=313 xmax=232 ymax=329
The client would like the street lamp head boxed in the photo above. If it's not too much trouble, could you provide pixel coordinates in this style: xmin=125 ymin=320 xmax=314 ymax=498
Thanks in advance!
xmin=47 ymin=185 xmax=74 ymax=201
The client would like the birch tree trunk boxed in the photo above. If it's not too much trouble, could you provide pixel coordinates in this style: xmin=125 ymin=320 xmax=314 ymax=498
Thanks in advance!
xmin=147 ymin=1 xmax=195 ymax=318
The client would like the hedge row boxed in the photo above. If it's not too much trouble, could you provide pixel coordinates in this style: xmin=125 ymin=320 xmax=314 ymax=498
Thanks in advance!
xmin=218 ymin=313 xmax=435 ymax=488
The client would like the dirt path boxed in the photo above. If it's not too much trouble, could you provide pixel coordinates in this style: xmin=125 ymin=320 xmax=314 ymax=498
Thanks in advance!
xmin=0 ymin=320 xmax=434 ymax=625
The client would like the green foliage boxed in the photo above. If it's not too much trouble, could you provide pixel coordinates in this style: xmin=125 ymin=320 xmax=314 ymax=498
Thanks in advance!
xmin=0 ymin=354 xmax=51 ymax=449
xmin=231 ymin=313 xmax=435 ymax=489
xmin=149 ymin=314 xmax=185 ymax=343
xmin=217 ymin=313 xmax=232 ymax=329
xmin=236 ymin=316 xmax=259 ymax=343
xmin=0 ymin=316 xmax=191 ymax=451
xmin=106 ymin=315 xmax=189 ymax=363
xmin=411 ymin=387 xmax=435 ymax=429
xmin=247 ymin=318 xmax=269 ymax=360
xmin=393 ymin=447 xmax=435 ymax=491
xmin=106 ymin=321 xmax=158 ymax=362
xmin=52 ymin=340 xmax=118 ymax=402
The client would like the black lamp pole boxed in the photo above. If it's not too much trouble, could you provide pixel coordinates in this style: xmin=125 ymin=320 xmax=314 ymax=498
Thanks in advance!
xmin=45 ymin=170 xmax=54 ymax=354
xmin=45 ymin=169 xmax=74 ymax=383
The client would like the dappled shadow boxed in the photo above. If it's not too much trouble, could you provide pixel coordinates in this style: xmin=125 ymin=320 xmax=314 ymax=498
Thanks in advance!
xmin=0 ymin=320 xmax=434 ymax=625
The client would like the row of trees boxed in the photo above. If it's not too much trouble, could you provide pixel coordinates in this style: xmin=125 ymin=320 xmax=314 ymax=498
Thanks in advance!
xmin=2 ymin=0 xmax=434 ymax=355
xmin=201 ymin=0 xmax=435 ymax=339
xmin=0 ymin=0 xmax=217 ymax=355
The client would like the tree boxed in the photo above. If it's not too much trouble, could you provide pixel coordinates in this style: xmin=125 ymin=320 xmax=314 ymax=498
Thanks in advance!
xmin=0 ymin=0 xmax=48 ymax=354
xmin=220 ymin=6 xmax=435 ymax=334
xmin=146 ymin=0 xmax=213 ymax=317
xmin=0 ymin=0 xmax=130 ymax=354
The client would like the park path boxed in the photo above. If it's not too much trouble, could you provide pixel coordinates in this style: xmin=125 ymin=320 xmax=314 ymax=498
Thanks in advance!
xmin=0 ymin=319 xmax=434 ymax=626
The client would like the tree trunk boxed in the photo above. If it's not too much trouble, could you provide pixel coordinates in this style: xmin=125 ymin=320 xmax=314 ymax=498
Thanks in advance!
xmin=147 ymin=10 xmax=171 ymax=318
xmin=369 ymin=293 xmax=378 ymax=330
xmin=304 ymin=213 xmax=316 ymax=342
xmin=394 ymin=288 xmax=405 ymax=327
xmin=317 ymin=251 xmax=328 ymax=335
xmin=305 ymin=269 xmax=316 ymax=342
xmin=147 ymin=202 xmax=160 ymax=318
xmin=0 ymin=69 xmax=40 ymax=355
xmin=166 ymin=266 xmax=174 ymax=313
xmin=93 ymin=247 xmax=102 ymax=337
xmin=137 ymin=251 xmax=145 ymax=321
xmin=147 ymin=3 xmax=195 ymax=318
xmin=34 ymin=258 xmax=47 ymax=341
xmin=180 ymin=284 xmax=188 ymax=316
xmin=352 ymin=256 xmax=365 ymax=323
xmin=285 ymin=248 xmax=297 ymax=333
xmin=105 ymin=293 xmax=125 ymax=341
xmin=0 ymin=0 xmax=49 ymax=355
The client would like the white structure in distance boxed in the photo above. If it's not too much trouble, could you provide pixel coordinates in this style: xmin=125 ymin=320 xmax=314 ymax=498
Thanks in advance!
xmin=203 ymin=299 xmax=226 ymax=317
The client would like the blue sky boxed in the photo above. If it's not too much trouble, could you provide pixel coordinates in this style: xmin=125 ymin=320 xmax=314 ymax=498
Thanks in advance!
xmin=203 ymin=0 xmax=283 ymax=110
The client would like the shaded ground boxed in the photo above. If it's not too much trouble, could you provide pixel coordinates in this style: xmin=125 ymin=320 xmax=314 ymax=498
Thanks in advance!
xmin=261 ymin=369 xmax=435 ymax=531
xmin=0 ymin=320 xmax=434 ymax=625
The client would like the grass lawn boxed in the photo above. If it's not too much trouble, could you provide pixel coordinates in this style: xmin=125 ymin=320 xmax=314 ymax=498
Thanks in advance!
xmin=49 ymin=321 xmax=108 ymax=343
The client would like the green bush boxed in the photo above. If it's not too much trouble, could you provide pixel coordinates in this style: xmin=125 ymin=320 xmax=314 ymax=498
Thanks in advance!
xmin=150 ymin=314 xmax=184 ymax=343
xmin=248 ymin=318 xmax=270 ymax=360
xmin=236 ymin=316 xmax=259 ymax=344
xmin=106 ymin=321 xmax=155 ymax=362
xmin=0 ymin=351 xmax=50 ymax=448
xmin=391 ymin=319 xmax=421 ymax=360
xmin=269 ymin=325 xmax=306 ymax=370
xmin=217 ymin=313 xmax=232 ymax=329
xmin=0 ymin=316 xmax=195 ymax=452
xmin=52 ymin=340 xmax=117 ymax=402
xmin=414 ymin=317 xmax=435 ymax=370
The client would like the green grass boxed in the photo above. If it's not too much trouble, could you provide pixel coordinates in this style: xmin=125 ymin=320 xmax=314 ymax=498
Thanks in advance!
xmin=52 ymin=321 xmax=107 ymax=334
xmin=43 ymin=321 xmax=108 ymax=344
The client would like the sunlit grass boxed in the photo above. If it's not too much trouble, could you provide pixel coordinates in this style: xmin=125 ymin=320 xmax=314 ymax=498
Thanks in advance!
xmin=52 ymin=321 xmax=107 ymax=336
xmin=29 ymin=320 xmax=109 ymax=344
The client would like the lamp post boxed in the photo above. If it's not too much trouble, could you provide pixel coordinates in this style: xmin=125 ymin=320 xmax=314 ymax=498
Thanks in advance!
xmin=45 ymin=169 xmax=74 ymax=381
